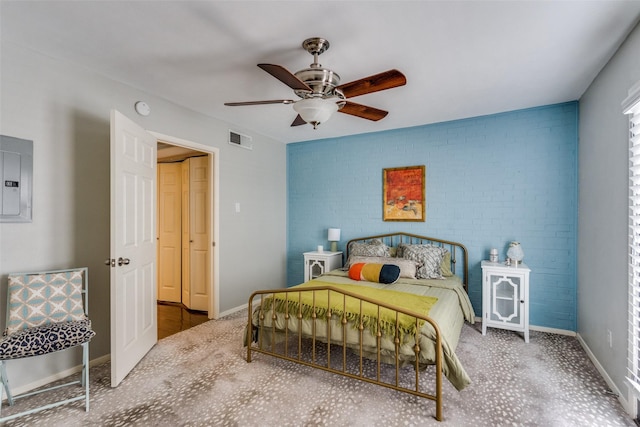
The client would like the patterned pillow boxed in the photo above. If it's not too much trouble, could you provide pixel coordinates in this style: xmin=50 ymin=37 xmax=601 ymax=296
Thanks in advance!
xmin=6 ymin=270 xmax=86 ymax=335
xmin=398 ymin=244 xmax=453 ymax=277
xmin=400 ymin=244 xmax=448 ymax=279
xmin=396 ymin=243 xmax=407 ymax=258
xmin=349 ymin=263 xmax=401 ymax=284
xmin=347 ymin=241 xmax=390 ymax=269
xmin=348 ymin=241 xmax=390 ymax=258
xmin=346 ymin=255 xmax=417 ymax=279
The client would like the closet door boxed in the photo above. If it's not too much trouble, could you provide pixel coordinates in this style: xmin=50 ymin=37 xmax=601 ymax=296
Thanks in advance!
xmin=157 ymin=163 xmax=182 ymax=303
xmin=188 ymin=156 xmax=210 ymax=311
xmin=181 ymin=160 xmax=191 ymax=307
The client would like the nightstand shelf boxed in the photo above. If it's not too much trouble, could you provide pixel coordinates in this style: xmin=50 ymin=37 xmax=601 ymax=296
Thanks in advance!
xmin=303 ymin=251 xmax=343 ymax=282
xmin=481 ymin=260 xmax=531 ymax=343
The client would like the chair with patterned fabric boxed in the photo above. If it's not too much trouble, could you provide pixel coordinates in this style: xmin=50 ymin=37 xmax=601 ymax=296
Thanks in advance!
xmin=0 ymin=267 xmax=95 ymax=422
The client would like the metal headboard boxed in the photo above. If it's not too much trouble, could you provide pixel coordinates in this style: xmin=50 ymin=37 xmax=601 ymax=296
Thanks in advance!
xmin=345 ymin=232 xmax=469 ymax=292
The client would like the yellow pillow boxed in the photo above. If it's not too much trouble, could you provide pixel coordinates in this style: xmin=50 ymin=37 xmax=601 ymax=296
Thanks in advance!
xmin=441 ymin=251 xmax=453 ymax=277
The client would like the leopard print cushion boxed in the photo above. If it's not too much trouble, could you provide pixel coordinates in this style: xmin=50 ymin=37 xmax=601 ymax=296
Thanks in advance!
xmin=0 ymin=318 xmax=95 ymax=360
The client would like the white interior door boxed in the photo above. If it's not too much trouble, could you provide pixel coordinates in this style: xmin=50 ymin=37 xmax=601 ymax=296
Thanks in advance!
xmin=110 ymin=109 xmax=158 ymax=387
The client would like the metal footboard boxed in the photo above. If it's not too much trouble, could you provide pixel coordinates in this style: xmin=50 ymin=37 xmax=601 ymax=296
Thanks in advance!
xmin=246 ymin=285 xmax=445 ymax=421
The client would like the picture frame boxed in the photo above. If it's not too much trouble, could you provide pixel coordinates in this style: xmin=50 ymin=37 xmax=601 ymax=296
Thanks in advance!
xmin=382 ymin=165 xmax=425 ymax=222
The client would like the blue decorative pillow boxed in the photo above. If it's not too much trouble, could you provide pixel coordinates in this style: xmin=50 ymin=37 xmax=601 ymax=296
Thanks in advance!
xmin=7 ymin=270 xmax=86 ymax=335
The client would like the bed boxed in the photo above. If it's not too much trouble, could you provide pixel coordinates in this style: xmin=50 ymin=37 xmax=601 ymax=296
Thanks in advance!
xmin=246 ymin=232 xmax=475 ymax=421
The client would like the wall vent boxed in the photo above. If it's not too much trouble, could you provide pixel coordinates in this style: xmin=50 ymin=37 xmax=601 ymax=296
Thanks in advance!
xmin=228 ymin=130 xmax=253 ymax=150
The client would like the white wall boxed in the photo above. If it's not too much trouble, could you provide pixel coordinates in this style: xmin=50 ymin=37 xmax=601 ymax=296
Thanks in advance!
xmin=0 ymin=41 xmax=287 ymax=389
xmin=578 ymin=21 xmax=640 ymax=412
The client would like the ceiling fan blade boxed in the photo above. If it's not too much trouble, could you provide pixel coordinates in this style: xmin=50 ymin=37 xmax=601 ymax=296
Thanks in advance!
xmin=337 ymin=69 xmax=406 ymax=99
xmin=338 ymin=101 xmax=388 ymax=121
xmin=224 ymin=99 xmax=294 ymax=106
xmin=258 ymin=64 xmax=312 ymax=92
xmin=291 ymin=115 xmax=307 ymax=127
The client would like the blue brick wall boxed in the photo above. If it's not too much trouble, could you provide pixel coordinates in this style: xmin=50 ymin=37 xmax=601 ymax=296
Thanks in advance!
xmin=287 ymin=102 xmax=578 ymax=331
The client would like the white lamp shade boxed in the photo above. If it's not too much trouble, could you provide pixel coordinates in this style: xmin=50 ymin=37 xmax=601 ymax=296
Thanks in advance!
xmin=328 ymin=228 xmax=341 ymax=241
xmin=293 ymin=98 xmax=338 ymax=125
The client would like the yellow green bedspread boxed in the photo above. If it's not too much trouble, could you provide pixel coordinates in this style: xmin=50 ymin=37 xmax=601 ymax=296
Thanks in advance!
xmin=262 ymin=280 xmax=438 ymax=340
xmin=253 ymin=270 xmax=475 ymax=390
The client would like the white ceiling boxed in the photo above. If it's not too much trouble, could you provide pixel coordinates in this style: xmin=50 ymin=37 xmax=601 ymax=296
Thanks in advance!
xmin=2 ymin=1 xmax=640 ymax=144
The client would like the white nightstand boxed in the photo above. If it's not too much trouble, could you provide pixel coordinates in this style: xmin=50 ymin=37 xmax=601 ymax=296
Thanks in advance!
xmin=481 ymin=260 xmax=531 ymax=343
xmin=303 ymin=251 xmax=343 ymax=282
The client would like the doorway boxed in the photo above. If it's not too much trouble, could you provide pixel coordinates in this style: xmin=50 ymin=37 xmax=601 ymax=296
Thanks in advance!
xmin=151 ymin=132 xmax=220 ymax=321
xmin=157 ymin=302 xmax=209 ymax=339
xmin=157 ymin=145 xmax=208 ymax=301
xmin=157 ymin=144 xmax=210 ymax=336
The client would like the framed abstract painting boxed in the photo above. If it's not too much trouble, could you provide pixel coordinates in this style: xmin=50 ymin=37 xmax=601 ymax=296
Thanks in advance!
xmin=382 ymin=165 xmax=425 ymax=222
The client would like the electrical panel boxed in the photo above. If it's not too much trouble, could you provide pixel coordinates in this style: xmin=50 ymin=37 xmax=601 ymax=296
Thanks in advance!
xmin=0 ymin=135 xmax=33 ymax=222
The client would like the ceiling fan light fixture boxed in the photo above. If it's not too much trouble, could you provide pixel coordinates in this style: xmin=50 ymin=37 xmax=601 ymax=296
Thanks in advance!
xmin=226 ymin=38 xmax=406 ymax=129
xmin=293 ymin=97 xmax=338 ymax=129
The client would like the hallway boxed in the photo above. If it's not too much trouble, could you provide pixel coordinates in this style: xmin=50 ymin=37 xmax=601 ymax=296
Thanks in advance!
xmin=157 ymin=302 xmax=209 ymax=339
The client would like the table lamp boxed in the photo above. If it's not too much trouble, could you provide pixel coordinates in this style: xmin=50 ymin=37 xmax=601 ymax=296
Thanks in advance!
xmin=328 ymin=228 xmax=341 ymax=252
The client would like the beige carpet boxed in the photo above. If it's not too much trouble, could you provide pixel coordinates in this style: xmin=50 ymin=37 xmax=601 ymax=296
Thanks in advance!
xmin=2 ymin=310 xmax=635 ymax=426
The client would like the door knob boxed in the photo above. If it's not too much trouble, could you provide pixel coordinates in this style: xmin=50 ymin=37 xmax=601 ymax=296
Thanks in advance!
xmin=118 ymin=257 xmax=130 ymax=266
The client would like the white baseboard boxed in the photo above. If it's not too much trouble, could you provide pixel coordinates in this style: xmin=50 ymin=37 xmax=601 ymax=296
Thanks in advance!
xmin=90 ymin=354 xmax=111 ymax=368
xmin=217 ymin=296 xmax=263 ymax=319
xmin=5 ymin=354 xmax=111 ymax=399
xmin=473 ymin=318 xmax=576 ymax=336
xmin=576 ymin=333 xmax=634 ymax=417
xmin=217 ymin=303 xmax=248 ymax=318
xmin=529 ymin=324 xmax=576 ymax=336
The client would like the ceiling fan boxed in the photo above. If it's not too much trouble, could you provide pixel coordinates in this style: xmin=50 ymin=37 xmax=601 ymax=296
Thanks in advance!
xmin=224 ymin=37 xmax=407 ymax=129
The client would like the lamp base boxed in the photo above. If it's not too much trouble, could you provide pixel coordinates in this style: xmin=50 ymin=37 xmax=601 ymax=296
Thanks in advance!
xmin=330 ymin=241 xmax=338 ymax=252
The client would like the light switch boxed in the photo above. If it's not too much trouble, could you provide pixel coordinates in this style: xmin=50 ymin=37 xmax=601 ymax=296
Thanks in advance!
xmin=235 ymin=202 xmax=240 ymax=213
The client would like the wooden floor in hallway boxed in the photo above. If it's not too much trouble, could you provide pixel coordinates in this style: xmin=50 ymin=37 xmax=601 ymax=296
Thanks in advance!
xmin=157 ymin=301 xmax=209 ymax=339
